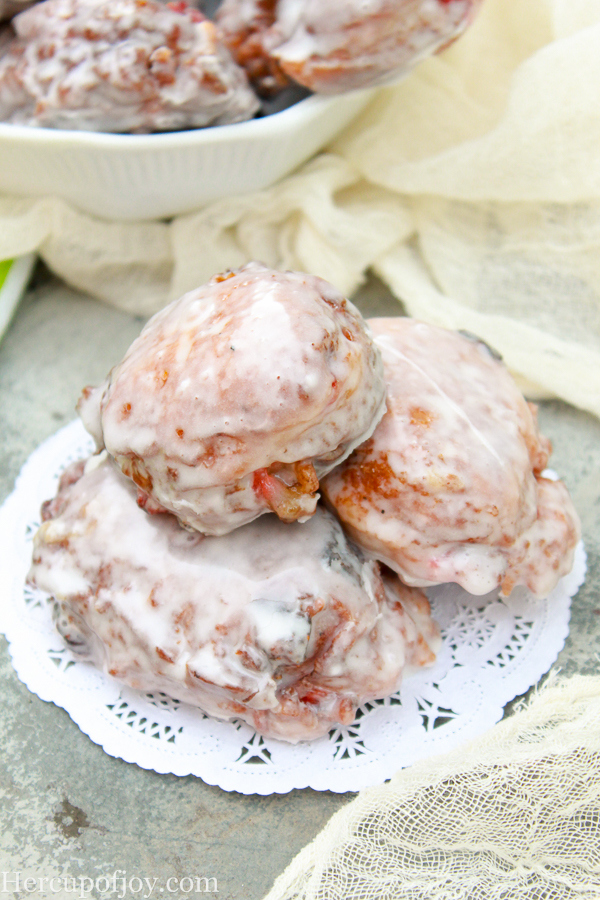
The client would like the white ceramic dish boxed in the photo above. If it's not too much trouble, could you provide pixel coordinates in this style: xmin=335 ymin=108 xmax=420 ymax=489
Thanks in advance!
xmin=0 ymin=90 xmax=374 ymax=222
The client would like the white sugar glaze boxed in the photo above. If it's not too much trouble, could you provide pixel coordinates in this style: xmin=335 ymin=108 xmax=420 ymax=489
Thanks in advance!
xmin=217 ymin=0 xmax=482 ymax=94
xmin=28 ymin=455 xmax=440 ymax=742
xmin=0 ymin=0 xmax=259 ymax=132
xmin=78 ymin=262 xmax=386 ymax=535
xmin=322 ymin=318 xmax=581 ymax=598
xmin=268 ymin=0 xmax=474 ymax=63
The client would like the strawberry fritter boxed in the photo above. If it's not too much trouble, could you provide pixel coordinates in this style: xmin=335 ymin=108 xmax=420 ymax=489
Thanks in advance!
xmin=0 ymin=0 xmax=259 ymax=132
xmin=29 ymin=455 xmax=439 ymax=743
xmin=78 ymin=263 xmax=387 ymax=535
xmin=216 ymin=0 xmax=288 ymax=95
xmin=216 ymin=0 xmax=482 ymax=95
xmin=322 ymin=318 xmax=581 ymax=598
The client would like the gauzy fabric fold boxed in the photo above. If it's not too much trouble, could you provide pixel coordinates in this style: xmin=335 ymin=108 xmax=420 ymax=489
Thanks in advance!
xmin=262 ymin=674 xmax=600 ymax=900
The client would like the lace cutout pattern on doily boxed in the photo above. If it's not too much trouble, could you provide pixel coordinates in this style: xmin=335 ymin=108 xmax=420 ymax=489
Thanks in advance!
xmin=0 ymin=420 xmax=586 ymax=794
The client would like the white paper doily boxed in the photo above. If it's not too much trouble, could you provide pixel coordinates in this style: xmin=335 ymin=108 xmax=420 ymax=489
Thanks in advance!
xmin=0 ymin=420 xmax=587 ymax=795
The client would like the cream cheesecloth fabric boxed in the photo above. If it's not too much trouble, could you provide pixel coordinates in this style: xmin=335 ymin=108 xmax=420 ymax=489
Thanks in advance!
xmin=262 ymin=674 xmax=600 ymax=900
xmin=1 ymin=0 xmax=600 ymax=418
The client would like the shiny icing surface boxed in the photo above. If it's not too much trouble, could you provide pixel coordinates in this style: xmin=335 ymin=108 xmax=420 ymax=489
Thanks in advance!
xmin=78 ymin=262 xmax=386 ymax=535
xmin=217 ymin=0 xmax=482 ymax=94
xmin=322 ymin=318 xmax=581 ymax=597
xmin=29 ymin=455 xmax=439 ymax=742
xmin=0 ymin=0 xmax=259 ymax=132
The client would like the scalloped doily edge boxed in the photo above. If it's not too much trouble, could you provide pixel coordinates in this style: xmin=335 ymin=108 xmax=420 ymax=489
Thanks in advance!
xmin=0 ymin=420 xmax=587 ymax=794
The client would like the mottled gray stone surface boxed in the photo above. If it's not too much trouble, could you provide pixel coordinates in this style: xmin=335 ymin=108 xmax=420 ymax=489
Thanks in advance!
xmin=1 ymin=271 xmax=598 ymax=900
